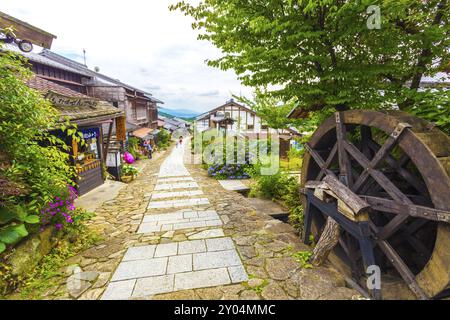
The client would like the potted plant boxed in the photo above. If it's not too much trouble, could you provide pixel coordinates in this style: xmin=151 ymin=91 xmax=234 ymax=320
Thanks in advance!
xmin=121 ymin=164 xmax=138 ymax=183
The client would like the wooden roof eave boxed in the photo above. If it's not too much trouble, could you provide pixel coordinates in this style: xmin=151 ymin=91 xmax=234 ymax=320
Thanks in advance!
xmin=0 ymin=11 xmax=57 ymax=49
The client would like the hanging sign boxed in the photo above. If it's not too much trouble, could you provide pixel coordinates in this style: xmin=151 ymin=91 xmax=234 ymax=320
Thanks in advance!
xmin=116 ymin=116 xmax=126 ymax=141
xmin=80 ymin=127 xmax=100 ymax=140
xmin=46 ymin=91 xmax=98 ymax=108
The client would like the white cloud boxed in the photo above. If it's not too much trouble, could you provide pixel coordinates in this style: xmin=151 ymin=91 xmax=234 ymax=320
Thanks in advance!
xmin=1 ymin=0 xmax=253 ymax=113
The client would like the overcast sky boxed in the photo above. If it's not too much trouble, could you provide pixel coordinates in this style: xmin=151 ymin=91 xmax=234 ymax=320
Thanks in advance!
xmin=2 ymin=0 xmax=253 ymax=114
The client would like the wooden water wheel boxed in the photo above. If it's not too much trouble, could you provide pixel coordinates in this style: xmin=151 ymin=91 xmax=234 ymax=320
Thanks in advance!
xmin=301 ymin=110 xmax=450 ymax=300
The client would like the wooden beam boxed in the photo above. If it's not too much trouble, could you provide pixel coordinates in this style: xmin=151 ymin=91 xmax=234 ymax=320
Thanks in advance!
xmin=360 ymin=195 xmax=450 ymax=223
xmin=335 ymin=112 xmax=353 ymax=187
xmin=367 ymin=139 xmax=428 ymax=196
xmin=0 ymin=11 xmax=56 ymax=48
xmin=352 ymin=122 xmax=411 ymax=193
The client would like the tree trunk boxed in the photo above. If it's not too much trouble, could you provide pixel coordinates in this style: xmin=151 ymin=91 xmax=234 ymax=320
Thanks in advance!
xmin=311 ymin=217 xmax=340 ymax=266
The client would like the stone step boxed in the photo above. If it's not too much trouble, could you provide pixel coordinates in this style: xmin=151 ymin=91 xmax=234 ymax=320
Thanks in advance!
xmin=150 ymin=190 xmax=204 ymax=200
xmin=148 ymin=197 xmax=210 ymax=209
xmin=138 ymin=210 xmax=222 ymax=234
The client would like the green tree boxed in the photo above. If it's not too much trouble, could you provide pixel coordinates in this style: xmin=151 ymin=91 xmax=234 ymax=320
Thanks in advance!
xmin=0 ymin=47 xmax=76 ymax=252
xmin=171 ymin=0 xmax=449 ymax=129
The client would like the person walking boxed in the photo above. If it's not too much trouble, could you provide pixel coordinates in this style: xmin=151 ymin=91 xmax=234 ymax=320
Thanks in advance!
xmin=179 ymin=136 xmax=183 ymax=147
xmin=143 ymin=140 xmax=153 ymax=159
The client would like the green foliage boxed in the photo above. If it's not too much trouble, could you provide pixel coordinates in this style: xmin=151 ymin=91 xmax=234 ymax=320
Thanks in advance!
xmin=126 ymin=137 xmax=141 ymax=160
xmin=237 ymin=90 xmax=302 ymax=129
xmin=0 ymin=46 xmax=78 ymax=253
xmin=171 ymin=0 xmax=449 ymax=132
xmin=0 ymin=205 xmax=40 ymax=253
xmin=249 ymin=171 xmax=304 ymax=232
xmin=0 ymin=208 xmax=99 ymax=298
xmin=292 ymin=251 xmax=313 ymax=269
xmin=207 ymin=163 xmax=251 ymax=180
xmin=18 ymin=209 xmax=100 ymax=299
xmin=121 ymin=165 xmax=138 ymax=177
xmin=157 ymin=129 xmax=171 ymax=149
xmin=405 ymin=89 xmax=450 ymax=135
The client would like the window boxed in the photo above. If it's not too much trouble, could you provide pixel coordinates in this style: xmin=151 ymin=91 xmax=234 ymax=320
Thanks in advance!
xmin=262 ymin=124 xmax=269 ymax=130
xmin=247 ymin=124 xmax=254 ymax=130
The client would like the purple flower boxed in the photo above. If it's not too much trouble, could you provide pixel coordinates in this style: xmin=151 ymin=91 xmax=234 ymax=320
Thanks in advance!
xmin=55 ymin=224 xmax=63 ymax=230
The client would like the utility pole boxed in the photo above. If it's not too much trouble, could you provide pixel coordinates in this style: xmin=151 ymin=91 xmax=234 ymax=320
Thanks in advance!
xmin=83 ymin=48 xmax=87 ymax=66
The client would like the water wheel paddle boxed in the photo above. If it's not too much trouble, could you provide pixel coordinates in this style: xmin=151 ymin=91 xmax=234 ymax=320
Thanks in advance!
xmin=301 ymin=110 xmax=450 ymax=299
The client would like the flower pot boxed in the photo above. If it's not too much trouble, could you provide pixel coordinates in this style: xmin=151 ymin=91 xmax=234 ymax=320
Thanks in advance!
xmin=121 ymin=175 xmax=134 ymax=183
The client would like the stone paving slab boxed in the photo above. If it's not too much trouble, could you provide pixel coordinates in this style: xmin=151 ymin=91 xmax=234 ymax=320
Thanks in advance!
xmin=148 ymin=198 xmax=210 ymax=209
xmin=218 ymin=180 xmax=251 ymax=191
xmin=138 ymin=210 xmax=223 ymax=234
xmin=157 ymin=177 xmax=194 ymax=183
xmin=101 ymin=279 xmax=136 ymax=300
xmin=103 ymin=237 xmax=247 ymax=299
xmin=150 ymin=190 xmax=204 ymax=200
xmin=101 ymin=141 xmax=249 ymax=300
xmin=111 ymin=257 xmax=168 ymax=281
xmin=154 ymin=182 xmax=199 ymax=191
xmin=173 ymin=268 xmax=232 ymax=291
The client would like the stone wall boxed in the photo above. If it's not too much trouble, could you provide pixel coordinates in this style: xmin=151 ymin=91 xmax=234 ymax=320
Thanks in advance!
xmin=0 ymin=227 xmax=60 ymax=295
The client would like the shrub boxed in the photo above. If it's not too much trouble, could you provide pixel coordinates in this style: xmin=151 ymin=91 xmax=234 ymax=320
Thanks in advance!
xmin=38 ymin=185 xmax=78 ymax=231
xmin=121 ymin=165 xmax=138 ymax=177
xmin=249 ymin=171 xmax=304 ymax=233
xmin=207 ymin=164 xmax=251 ymax=180
xmin=157 ymin=129 xmax=171 ymax=149
xmin=126 ymin=137 xmax=141 ymax=160
xmin=0 ymin=47 xmax=77 ymax=254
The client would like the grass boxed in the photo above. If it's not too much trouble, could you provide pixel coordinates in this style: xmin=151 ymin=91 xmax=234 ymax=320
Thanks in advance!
xmin=280 ymin=157 xmax=303 ymax=171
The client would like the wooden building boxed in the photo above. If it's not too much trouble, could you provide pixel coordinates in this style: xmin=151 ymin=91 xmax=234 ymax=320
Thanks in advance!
xmin=26 ymin=76 xmax=124 ymax=195
xmin=195 ymin=99 xmax=301 ymax=158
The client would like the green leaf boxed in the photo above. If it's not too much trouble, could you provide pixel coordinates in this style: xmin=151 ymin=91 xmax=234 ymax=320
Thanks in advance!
xmin=0 ymin=207 xmax=17 ymax=224
xmin=14 ymin=205 xmax=28 ymax=222
xmin=0 ymin=242 xmax=5 ymax=254
xmin=13 ymin=224 xmax=28 ymax=237
xmin=0 ymin=228 xmax=20 ymax=244
xmin=24 ymin=215 xmax=40 ymax=224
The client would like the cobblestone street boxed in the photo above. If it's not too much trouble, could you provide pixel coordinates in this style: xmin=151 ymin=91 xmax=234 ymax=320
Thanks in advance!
xmin=49 ymin=141 xmax=360 ymax=300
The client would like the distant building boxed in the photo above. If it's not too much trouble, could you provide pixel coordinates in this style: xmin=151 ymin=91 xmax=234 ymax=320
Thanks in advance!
xmin=158 ymin=115 xmax=189 ymax=133
xmin=195 ymin=99 xmax=301 ymax=157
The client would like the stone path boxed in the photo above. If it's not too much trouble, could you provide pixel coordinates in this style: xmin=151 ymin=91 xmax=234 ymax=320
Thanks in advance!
xmin=35 ymin=141 xmax=363 ymax=300
xmin=102 ymin=141 xmax=248 ymax=299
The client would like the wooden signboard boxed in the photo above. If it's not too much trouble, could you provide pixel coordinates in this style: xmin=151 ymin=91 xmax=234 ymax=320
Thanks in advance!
xmin=116 ymin=116 xmax=126 ymax=141
xmin=0 ymin=11 xmax=57 ymax=49
xmin=72 ymin=136 xmax=78 ymax=158
xmin=46 ymin=91 xmax=98 ymax=108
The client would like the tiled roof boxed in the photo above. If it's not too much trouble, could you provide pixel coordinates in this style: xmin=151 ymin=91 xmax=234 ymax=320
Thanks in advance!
xmin=2 ymin=44 xmax=92 ymax=77
xmin=27 ymin=75 xmax=87 ymax=98
xmin=40 ymin=50 xmax=157 ymax=97
xmin=26 ymin=76 xmax=123 ymax=123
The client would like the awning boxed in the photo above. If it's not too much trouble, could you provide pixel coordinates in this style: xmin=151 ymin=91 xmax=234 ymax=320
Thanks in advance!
xmin=132 ymin=128 xmax=152 ymax=139
xmin=133 ymin=128 xmax=155 ymax=140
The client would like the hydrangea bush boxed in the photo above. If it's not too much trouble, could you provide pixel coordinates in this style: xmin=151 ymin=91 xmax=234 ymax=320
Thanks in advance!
xmin=207 ymin=164 xmax=251 ymax=180
xmin=40 ymin=185 xmax=78 ymax=230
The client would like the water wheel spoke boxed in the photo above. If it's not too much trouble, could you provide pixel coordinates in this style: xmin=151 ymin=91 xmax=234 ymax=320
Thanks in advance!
xmin=367 ymin=139 xmax=428 ymax=196
xmin=374 ymin=234 xmax=429 ymax=300
xmin=343 ymin=140 xmax=413 ymax=204
xmin=335 ymin=112 xmax=353 ymax=187
xmin=316 ymin=143 xmax=337 ymax=180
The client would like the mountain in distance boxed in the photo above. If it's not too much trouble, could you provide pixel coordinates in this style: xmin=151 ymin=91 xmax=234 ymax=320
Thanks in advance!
xmin=158 ymin=107 xmax=200 ymax=120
